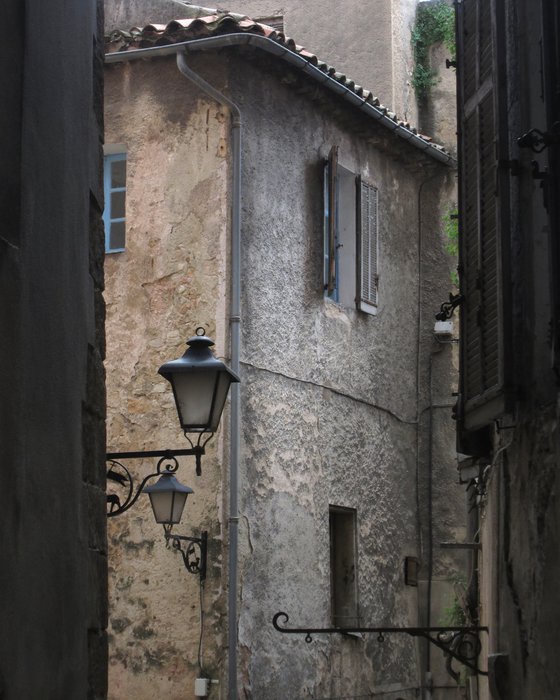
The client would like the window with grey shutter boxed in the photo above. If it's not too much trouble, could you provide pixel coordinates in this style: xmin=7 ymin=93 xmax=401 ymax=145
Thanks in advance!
xmin=457 ymin=0 xmax=509 ymax=435
xmin=358 ymin=179 xmax=379 ymax=312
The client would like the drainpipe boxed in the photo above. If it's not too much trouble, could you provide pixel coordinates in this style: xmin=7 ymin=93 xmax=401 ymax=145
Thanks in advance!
xmin=416 ymin=171 xmax=446 ymax=700
xmin=176 ymin=51 xmax=242 ymax=700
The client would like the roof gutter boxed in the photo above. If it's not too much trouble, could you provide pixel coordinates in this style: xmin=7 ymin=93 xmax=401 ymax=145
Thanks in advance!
xmin=106 ymin=34 xmax=455 ymax=166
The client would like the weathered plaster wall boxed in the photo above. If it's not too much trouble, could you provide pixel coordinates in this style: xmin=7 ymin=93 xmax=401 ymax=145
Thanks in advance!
xmin=423 ymin=41 xmax=457 ymax=153
xmin=0 ymin=0 xmax=107 ymax=697
xmin=104 ymin=0 xmax=420 ymax=125
xmin=227 ymin=50 xmax=459 ymax=698
xmin=104 ymin=44 xmax=460 ymax=700
xmin=104 ymin=57 xmax=231 ymax=699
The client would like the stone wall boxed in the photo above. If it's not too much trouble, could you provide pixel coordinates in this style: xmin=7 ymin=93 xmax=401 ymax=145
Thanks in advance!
xmin=104 ymin=57 xmax=231 ymax=698
xmin=0 ymin=0 xmax=107 ymax=697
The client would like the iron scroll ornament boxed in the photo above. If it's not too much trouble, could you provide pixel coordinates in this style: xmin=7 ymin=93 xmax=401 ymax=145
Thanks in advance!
xmin=107 ymin=453 xmax=182 ymax=517
xmin=435 ymin=292 xmax=464 ymax=321
xmin=106 ymin=432 xmax=214 ymax=517
xmin=272 ymin=612 xmax=488 ymax=682
xmin=164 ymin=527 xmax=208 ymax=582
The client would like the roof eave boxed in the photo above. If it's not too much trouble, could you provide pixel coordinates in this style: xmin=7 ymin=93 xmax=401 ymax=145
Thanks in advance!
xmin=105 ymin=33 xmax=455 ymax=166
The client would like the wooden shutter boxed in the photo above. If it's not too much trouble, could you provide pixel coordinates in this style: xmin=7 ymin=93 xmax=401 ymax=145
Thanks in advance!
xmin=458 ymin=0 xmax=507 ymax=433
xmin=541 ymin=0 xmax=560 ymax=371
xmin=357 ymin=178 xmax=379 ymax=312
xmin=324 ymin=146 xmax=338 ymax=297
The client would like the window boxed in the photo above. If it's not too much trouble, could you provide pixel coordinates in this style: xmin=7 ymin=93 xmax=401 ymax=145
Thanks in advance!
xmin=103 ymin=147 xmax=127 ymax=253
xmin=404 ymin=556 xmax=420 ymax=586
xmin=329 ymin=505 xmax=359 ymax=627
xmin=324 ymin=146 xmax=379 ymax=314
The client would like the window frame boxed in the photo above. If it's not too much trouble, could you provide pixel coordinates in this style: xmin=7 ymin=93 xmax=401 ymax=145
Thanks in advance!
xmin=103 ymin=148 xmax=127 ymax=254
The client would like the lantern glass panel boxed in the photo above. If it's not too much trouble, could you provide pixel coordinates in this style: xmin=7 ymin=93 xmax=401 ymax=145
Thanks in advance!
xmin=148 ymin=489 xmax=188 ymax=525
xmin=208 ymin=371 xmax=234 ymax=431
xmin=172 ymin=371 xmax=219 ymax=431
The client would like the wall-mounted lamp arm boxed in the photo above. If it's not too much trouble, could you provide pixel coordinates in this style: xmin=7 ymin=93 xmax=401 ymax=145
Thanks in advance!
xmin=272 ymin=612 xmax=488 ymax=681
xmin=106 ymin=449 xmax=203 ymax=517
xmin=164 ymin=528 xmax=208 ymax=581
xmin=435 ymin=293 xmax=464 ymax=321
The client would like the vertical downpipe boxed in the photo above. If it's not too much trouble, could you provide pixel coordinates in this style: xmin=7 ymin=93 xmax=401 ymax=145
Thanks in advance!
xmin=176 ymin=51 xmax=242 ymax=700
xmin=417 ymin=171 xmax=444 ymax=700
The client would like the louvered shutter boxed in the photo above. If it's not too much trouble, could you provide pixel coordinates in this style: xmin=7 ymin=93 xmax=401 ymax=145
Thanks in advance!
xmin=458 ymin=0 xmax=507 ymax=433
xmin=541 ymin=0 xmax=560 ymax=370
xmin=324 ymin=146 xmax=338 ymax=297
xmin=357 ymin=178 xmax=379 ymax=312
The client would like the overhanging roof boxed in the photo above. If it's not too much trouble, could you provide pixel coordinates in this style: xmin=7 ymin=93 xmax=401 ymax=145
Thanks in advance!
xmin=106 ymin=12 xmax=454 ymax=166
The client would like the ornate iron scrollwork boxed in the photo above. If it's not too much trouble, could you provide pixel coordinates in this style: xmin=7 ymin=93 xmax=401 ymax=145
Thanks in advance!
xmin=435 ymin=293 xmax=464 ymax=321
xmin=517 ymin=122 xmax=560 ymax=153
xmin=106 ymin=432 xmax=214 ymax=516
xmin=164 ymin=527 xmax=208 ymax=581
xmin=272 ymin=611 xmax=488 ymax=681
xmin=107 ymin=453 xmax=182 ymax=517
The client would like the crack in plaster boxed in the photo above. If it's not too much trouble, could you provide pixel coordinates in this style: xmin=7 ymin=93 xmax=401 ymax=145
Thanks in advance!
xmin=241 ymin=360 xmax=418 ymax=425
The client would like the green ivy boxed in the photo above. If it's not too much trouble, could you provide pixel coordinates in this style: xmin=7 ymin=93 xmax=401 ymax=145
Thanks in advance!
xmin=411 ymin=1 xmax=455 ymax=103
xmin=443 ymin=205 xmax=459 ymax=287
xmin=440 ymin=573 xmax=467 ymax=627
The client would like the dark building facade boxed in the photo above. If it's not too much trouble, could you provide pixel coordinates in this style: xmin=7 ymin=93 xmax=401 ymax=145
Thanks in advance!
xmin=456 ymin=0 xmax=560 ymax=698
xmin=0 ymin=1 xmax=107 ymax=697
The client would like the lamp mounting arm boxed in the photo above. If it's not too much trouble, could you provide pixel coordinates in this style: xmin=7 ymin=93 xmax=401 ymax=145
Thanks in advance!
xmin=272 ymin=612 xmax=488 ymax=682
xmin=164 ymin=528 xmax=208 ymax=581
xmin=435 ymin=292 xmax=464 ymax=321
xmin=106 ymin=448 xmax=203 ymax=517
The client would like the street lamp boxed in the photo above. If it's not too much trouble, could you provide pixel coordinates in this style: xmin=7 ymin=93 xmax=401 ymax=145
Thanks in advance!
xmin=106 ymin=327 xmax=238 ymax=516
xmin=159 ymin=328 xmax=240 ymax=435
xmin=144 ymin=470 xmax=207 ymax=581
xmin=143 ymin=470 xmax=193 ymax=525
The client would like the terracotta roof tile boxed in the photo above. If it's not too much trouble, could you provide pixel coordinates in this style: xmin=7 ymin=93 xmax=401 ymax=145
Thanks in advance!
xmin=105 ymin=10 xmax=449 ymax=157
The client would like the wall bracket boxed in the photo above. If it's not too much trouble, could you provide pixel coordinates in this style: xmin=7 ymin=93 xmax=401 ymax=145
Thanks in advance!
xmin=272 ymin=611 xmax=488 ymax=682
xmin=106 ymin=447 xmax=204 ymax=517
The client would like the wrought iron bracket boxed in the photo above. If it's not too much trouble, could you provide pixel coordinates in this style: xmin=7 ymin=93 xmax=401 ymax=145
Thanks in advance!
xmin=163 ymin=527 xmax=208 ymax=581
xmin=106 ymin=445 xmax=207 ymax=517
xmin=517 ymin=122 xmax=560 ymax=153
xmin=435 ymin=293 xmax=464 ymax=321
xmin=272 ymin=612 xmax=488 ymax=682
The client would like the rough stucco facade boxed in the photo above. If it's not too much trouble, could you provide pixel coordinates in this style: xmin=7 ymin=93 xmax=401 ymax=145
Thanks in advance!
xmin=104 ymin=19 xmax=464 ymax=696
xmin=0 ymin=0 xmax=107 ymax=697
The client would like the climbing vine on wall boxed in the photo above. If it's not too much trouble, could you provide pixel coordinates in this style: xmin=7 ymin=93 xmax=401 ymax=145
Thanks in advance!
xmin=443 ymin=205 xmax=459 ymax=287
xmin=411 ymin=1 xmax=455 ymax=103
